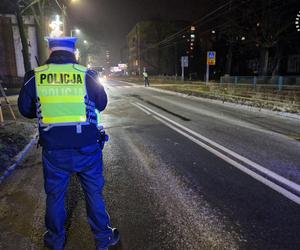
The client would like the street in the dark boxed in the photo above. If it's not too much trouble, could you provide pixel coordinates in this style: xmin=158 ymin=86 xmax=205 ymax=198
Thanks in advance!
xmin=0 ymin=1 xmax=300 ymax=249
xmin=1 ymin=80 xmax=300 ymax=249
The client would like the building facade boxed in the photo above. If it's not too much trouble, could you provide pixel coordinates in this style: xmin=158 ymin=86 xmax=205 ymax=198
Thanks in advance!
xmin=127 ymin=20 xmax=191 ymax=76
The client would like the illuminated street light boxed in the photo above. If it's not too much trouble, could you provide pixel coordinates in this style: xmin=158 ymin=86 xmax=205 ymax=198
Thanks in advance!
xmin=49 ymin=15 xmax=63 ymax=37
xmin=296 ymin=11 xmax=300 ymax=32
xmin=211 ymin=30 xmax=216 ymax=34
xmin=84 ymin=40 xmax=88 ymax=45
xmin=56 ymin=0 xmax=81 ymax=35
xmin=241 ymin=36 xmax=246 ymax=41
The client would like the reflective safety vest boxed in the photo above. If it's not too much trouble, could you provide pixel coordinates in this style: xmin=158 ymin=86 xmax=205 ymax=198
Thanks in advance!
xmin=34 ymin=64 xmax=88 ymax=130
xmin=143 ymin=72 xmax=148 ymax=78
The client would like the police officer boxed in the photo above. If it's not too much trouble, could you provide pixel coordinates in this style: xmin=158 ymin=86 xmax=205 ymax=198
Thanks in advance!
xmin=18 ymin=37 xmax=120 ymax=250
xmin=143 ymin=68 xmax=149 ymax=87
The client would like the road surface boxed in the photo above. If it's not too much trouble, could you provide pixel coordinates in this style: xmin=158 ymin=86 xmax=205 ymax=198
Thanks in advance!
xmin=0 ymin=79 xmax=300 ymax=250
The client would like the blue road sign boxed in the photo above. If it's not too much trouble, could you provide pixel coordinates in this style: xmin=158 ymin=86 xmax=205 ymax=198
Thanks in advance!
xmin=208 ymin=52 xmax=215 ymax=59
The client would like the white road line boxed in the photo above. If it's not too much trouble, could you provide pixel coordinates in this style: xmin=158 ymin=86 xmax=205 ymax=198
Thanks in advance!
xmin=136 ymin=102 xmax=300 ymax=194
xmin=131 ymin=103 xmax=151 ymax=115
xmin=154 ymin=116 xmax=300 ymax=205
xmin=116 ymin=80 xmax=136 ymax=86
xmin=132 ymin=102 xmax=300 ymax=205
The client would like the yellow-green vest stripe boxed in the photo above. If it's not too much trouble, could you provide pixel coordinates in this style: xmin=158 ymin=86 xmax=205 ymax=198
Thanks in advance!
xmin=39 ymin=96 xmax=84 ymax=103
xmin=35 ymin=64 xmax=87 ymax=125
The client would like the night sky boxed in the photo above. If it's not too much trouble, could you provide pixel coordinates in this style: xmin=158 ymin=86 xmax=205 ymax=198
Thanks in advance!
xmin=69 ymin=0 xmax=213 ymax=64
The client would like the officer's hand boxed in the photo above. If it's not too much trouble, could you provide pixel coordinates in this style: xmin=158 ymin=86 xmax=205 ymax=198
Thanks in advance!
xmin=98 ymin=130 xmax=109 ymax=150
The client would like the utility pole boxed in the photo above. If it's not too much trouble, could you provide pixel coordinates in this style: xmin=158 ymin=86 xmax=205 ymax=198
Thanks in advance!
xmin=62 ymin=4 xmax=67 ymax=36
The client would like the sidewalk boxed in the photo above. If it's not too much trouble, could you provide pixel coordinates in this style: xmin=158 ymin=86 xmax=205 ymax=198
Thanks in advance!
xmin=0 ymin=96 xmax=37 ymax=176
xmin=0 ymin=148 xmax=45 ymax=250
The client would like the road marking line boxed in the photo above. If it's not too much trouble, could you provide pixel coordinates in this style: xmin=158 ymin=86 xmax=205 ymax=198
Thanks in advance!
xmin=131 ymin=103 xmax=151 ymax=115
xmin=153 ymin=115 xmax=300 ymax=205
xmin=133 ymin=102 xmax=300 ymax=205
xmin=116 ymin=80 xmax=137 ymax=86
xmin=136 ymin=102 xmax=300 ymax=194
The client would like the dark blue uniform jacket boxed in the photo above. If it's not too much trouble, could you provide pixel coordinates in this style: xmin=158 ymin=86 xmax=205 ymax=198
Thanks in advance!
xmin=18 ymin=51 xmax=108 ymax=150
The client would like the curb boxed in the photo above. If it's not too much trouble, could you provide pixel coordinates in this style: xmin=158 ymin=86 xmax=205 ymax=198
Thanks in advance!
xmin=0 ymin=133 xmax=38 ymax=184
xmin=117 ymin=80 xmax=300 ymax=121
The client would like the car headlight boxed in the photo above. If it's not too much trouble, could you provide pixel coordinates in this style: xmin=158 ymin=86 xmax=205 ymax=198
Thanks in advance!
xmin=98 ymin=75 xmax=107 ymax=83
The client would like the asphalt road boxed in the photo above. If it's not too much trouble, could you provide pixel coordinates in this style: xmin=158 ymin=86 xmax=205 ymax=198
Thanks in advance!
xmin=0 ymin=79 xmax=300 ymax=250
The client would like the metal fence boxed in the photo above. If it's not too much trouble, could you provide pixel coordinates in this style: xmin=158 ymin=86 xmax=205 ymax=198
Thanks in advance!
xmin=220 ymin=76 xmax=300 ymax=90
xmin=126 ymin=75 xmax=300 ymax=90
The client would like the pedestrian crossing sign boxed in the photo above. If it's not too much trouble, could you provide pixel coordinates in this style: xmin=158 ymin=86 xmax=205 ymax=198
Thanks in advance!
xmin=207 ymin=51 xmax=216 ymax=65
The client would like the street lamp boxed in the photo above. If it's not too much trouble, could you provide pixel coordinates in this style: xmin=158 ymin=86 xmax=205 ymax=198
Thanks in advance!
xmin=49 ymin=15 xmax=63 ymax=37
xmin=296 ymin=11 xmax=300 ymax=32
xmin=83 ymin=40 xmax=88 ymax=45
xmin=55 ymin=0 xmax=81 ymax=36
xmin=70 ymin=28 xmax=80 ymax=37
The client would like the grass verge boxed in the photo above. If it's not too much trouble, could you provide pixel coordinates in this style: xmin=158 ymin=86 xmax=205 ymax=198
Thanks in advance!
xmin=115 ymin=77 xmax=300 ymax=113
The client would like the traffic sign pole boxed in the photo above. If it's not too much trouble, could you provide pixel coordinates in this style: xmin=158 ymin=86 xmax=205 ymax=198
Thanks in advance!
xmin=206 ymin=64 xmax=209 ymax=84
xmin=181 ymin=56 xmax=188 ymax=82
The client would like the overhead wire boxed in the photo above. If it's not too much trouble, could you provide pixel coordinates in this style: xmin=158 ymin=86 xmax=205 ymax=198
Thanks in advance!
xmin=139 ymin=0 xmax=249 ymax=54
xmin=141 ymin=0 xmax=290 ymax=54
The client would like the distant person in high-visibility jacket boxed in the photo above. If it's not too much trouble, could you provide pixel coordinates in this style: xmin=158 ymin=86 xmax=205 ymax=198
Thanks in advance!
xmin=18 ymin=37 xmax=120 ymax=250
xmin=143 ymin=69 xmax=150 ymax=87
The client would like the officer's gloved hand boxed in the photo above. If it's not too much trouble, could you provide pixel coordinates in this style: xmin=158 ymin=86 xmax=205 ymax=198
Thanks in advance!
xmin=98 ymin=129 xmax=109 ymax=150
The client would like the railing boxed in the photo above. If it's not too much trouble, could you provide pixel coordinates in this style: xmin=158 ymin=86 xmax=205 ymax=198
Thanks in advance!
xmin=220 ymin=76 xmax=300 ymax=91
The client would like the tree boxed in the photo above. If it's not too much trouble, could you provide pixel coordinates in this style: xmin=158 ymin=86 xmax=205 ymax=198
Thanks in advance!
xmin=239 ymin=0 xmax=296 ymax=76
xmin=213 ymin=0 xmax=249 ymax=76
xmin=2 ymin=0 xmax=32 ymax=72
xmin=3 ymin=0 xmax=62 ymax=72
xmin=21 ymin=0 xmax=60 ymax=63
